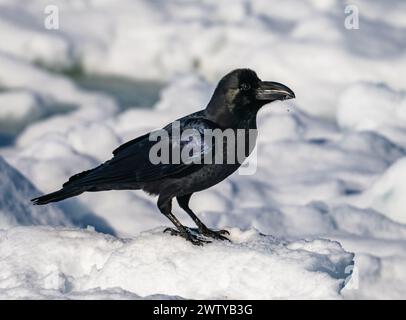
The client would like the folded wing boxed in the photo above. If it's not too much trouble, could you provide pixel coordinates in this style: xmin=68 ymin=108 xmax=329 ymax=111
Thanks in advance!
xmin=63 ymin=117 xmax=219 ymax=189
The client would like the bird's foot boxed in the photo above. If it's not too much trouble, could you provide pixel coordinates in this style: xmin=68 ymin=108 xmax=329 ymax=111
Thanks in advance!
xmin=163 ymin=227 xmax=211 ymax=246
xmin=198 ymin=227 xmax=230 ymax=241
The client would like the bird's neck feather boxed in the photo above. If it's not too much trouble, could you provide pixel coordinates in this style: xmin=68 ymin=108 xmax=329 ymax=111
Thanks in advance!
xmin=205 ymin=99 xmax=260 ymax=128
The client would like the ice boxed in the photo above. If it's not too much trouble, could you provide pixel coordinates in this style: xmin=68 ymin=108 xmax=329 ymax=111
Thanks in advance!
xmin=0 ymin=226 xmax=354 ymax=299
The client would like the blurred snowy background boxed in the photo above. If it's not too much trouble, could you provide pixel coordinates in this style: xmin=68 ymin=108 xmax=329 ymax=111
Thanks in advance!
xmin=1 ymin=0 xmax=406 ymax=299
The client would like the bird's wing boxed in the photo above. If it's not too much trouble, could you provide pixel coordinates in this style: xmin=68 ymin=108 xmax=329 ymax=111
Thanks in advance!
xmin=112 ymin=132 xmax=149 ymax=156
xmin=64 ymin=117 xmax=219 ymax=187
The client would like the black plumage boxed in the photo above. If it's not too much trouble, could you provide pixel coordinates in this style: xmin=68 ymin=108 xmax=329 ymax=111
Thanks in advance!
xmin=32 ymin=69 xmax=295 ymax=245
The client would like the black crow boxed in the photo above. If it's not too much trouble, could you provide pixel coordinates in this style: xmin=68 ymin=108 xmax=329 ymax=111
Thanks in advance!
xmin=32 ymin=69 xmax=295 ymax=245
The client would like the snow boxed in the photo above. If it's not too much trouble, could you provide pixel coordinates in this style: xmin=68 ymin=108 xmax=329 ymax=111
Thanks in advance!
xmin=1 ymin=0 xmax=404 ymax=118
xmin=356 ymin=158 xmax=406 ymax=225
xmin=0 ymin=90 xmax=45 ymax=132
xmin=337 ymin=82 xmax=406 ymax=148
xmin=0 ymin=156 xmax=115 ymax=235
xmin=0 ymin=0 xmax=406 ymax=299
xmin=0 ymin=226 xmax=353 ymax=300
xmin=0 ymin=156 xmax=71 ymax=228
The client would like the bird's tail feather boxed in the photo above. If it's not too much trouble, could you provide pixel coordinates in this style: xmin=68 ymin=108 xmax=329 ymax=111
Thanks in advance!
xmin=31 ymin=187 xmax=84 ymax=205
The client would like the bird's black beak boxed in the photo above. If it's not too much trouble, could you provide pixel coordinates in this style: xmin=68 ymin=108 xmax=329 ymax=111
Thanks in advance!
xmin=256 ymin=81 xmax=295 ymax=102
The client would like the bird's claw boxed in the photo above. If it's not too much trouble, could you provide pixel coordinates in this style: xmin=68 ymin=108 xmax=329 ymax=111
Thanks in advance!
xmin=218 ymin=229 xmax=230 ymax=236
xmin=163 ymin=226 xmax=230 ymax=244
xmin=164 ymin=227 xmax=211 ymax=246
xmin=199 ymin=227 xmax=231 ymax=241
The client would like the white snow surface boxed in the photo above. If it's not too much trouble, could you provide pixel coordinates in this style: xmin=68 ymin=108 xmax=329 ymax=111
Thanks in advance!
xmin=0 ymin=226 xmax=354 ymax=300
xmin=0 ymin=0 xmax=406 ymax=299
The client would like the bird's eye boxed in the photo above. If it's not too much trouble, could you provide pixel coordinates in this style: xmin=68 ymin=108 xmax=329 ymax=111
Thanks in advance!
xmin=240 ymin=83 xmax=251 ymax=91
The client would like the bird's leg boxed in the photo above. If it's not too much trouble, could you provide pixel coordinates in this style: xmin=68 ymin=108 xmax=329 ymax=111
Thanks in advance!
xmin=158 ymin=196 xmax=210 ymax=246
xmin=177 ymin=194 xmax=230 ymax=241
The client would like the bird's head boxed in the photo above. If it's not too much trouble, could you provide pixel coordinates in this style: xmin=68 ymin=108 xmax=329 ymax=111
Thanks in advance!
xmin=206 ymin=69 xmax=295 ymax=124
